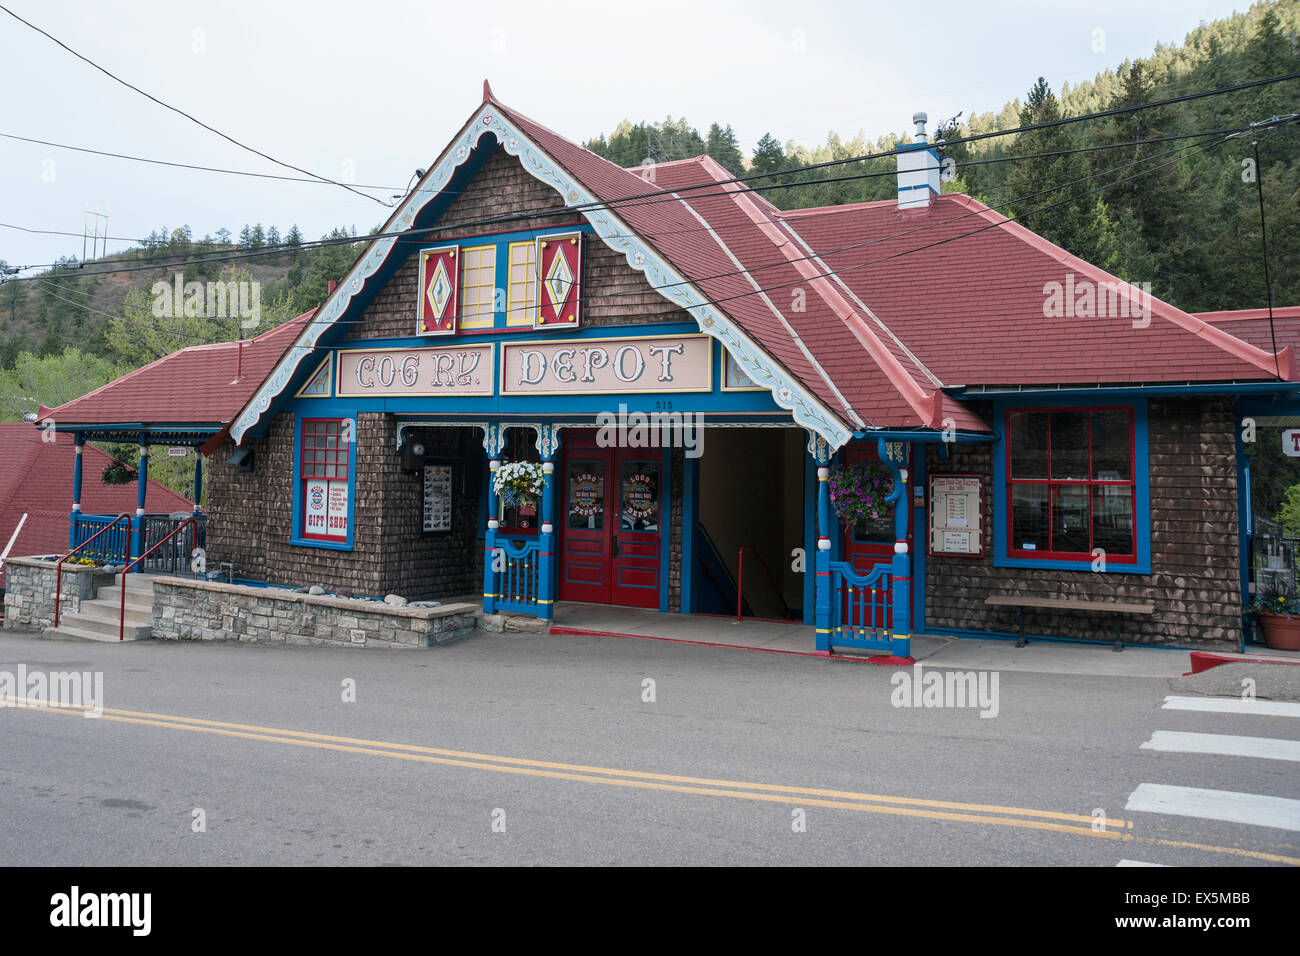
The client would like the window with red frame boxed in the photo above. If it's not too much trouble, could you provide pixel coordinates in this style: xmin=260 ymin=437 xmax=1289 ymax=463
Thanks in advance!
xmin=301 ymin=419 xmax=351 ymax=542
xmin=1006 ymin=408 xmax=1135 ymax=561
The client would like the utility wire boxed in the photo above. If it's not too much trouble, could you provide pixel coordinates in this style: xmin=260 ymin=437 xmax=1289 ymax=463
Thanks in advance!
xmin=0 ymin=3 xmax=391 ymax=207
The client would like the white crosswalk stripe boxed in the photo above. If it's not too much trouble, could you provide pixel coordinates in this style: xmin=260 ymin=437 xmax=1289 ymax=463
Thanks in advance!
xmin=1140 ymin=730 xmax=1300 ymax=762
xmin=1125 ymin=784 xmax=1300 ymax=832
xmin=1121 ymin=694 xmax=1300 ymax=864
xmin=1162 ymin=695 xmax=1300 ymax=718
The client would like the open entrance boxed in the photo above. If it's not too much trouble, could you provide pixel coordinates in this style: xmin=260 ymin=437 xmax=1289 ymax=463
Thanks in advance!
xmin=696 ymin=428 xmax=805 ymax=620
xmin=558 ymin=430 xmax=665 ymax=609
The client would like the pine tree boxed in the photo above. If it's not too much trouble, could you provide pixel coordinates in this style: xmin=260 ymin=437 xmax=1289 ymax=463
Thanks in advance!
xmin=751 ymin=133 xmax=786 ymax=175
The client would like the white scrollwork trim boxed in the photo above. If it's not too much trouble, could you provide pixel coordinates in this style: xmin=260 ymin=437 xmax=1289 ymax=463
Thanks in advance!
xmin=231 ymin=105 xmax=851 ymax=449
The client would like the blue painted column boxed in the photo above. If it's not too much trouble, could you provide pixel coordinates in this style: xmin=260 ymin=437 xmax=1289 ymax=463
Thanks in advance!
xmin=130 ymin=438 xmax=149 ymax=564
xmin=879 ymin=438 xmax=912 ymax=659
xmin=192 ymin=449 xmax=203 ymax=512
xmin=537 ymin=424 xmax=558 ymax=621
xmin=482 ymin=424 xmax=503 ymax=614
xmin=811 ymin=435 xmax=833 ymax=653
xmin=69 ymin=434 xmax=85 ymax=548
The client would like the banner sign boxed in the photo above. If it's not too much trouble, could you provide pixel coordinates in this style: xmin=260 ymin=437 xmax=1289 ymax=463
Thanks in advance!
xmin=500 ymin=334 xmax=712 ymax=395
xmin=337 ymin=345 xmax=494 ymax=397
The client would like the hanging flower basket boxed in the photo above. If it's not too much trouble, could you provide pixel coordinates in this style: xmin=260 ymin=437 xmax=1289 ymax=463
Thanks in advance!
xmin=827 ymin=462 xmax=893 ymax=528
xmin=494 ymin=461 xmax=545 ymax=509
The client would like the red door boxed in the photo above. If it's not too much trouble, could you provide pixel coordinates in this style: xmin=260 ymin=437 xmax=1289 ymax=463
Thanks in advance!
xmin=559 ymin=432 xmax=663 ymax=609
xmin=840 ymin=443 xmax=912 ymax=628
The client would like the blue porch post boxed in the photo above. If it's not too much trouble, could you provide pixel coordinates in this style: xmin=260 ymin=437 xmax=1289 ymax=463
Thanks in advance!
xmin=69 ymin=434 xmax=85 ymax=548
xmin=536 ymin=424 xmax=558 ymax=621
xmin=879 ymin=438 xmax=912 ymax=659
xmin=482 ymin=425 xmax=502 ymax=614
xmin=130 ymin=438 xmax=149 ymax=565
xmin=192 ymin=449 xmax=203 ymax=513
xmin=810 ymin=435 xmax=833 ymax=653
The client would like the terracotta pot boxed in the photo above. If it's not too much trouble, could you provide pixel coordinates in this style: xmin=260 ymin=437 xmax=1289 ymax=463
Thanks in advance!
xmin=1254 ymin=612 xmax=1300 ymax=652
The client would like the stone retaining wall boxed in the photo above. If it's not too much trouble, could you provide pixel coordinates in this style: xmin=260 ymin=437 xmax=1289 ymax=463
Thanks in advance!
xmin=3 ymin=556 xmax=112 ymax=630
xmin=151 ymin=577 xmax=478 ymax=648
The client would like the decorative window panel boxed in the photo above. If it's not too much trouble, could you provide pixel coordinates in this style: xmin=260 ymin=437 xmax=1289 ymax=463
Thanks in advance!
xmin=535 ymin=232 xmax=583 ymax=328
xmin=459 ymin=244 xmax=497 ymax=330
xmin=506 ymin=240 xmax=537 ymax=328
xmin=418 ymin=246 xmax=459 ymax=335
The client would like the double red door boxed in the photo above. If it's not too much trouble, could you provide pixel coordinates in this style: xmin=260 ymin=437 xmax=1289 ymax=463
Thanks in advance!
xmin=840 ymin=443 xmax=912 ymax=628
xmin=559 ymin=432 xmax=663 ymax=608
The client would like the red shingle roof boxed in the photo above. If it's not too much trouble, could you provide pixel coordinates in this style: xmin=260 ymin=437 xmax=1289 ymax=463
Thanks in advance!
xmin=0 ymin=424 xmax=193 ymax=586
xmin=40 ymin=311 xmax=314 ymax=426
xmin=1198 ymin=308 xmax=1300 ymax=355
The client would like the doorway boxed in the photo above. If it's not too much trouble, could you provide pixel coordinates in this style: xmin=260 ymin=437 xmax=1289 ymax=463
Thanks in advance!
xmin=558 ymin=431 xmax=665 ymax=608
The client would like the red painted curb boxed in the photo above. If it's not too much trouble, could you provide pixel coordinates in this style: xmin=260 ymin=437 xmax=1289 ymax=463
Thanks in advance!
xmin=1187 ymin=650 xmax=1300 ymax=675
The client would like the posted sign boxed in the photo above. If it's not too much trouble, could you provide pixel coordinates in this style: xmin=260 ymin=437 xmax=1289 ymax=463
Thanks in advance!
xmin=929 ymin=474 xmax=983 ymax=557
xmin=1284 ymin=429 xmax=1300 ymax=457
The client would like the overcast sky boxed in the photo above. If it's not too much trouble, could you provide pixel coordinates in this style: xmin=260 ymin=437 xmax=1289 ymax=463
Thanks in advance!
xmin=0 ymin=0 xmax=1255 ymax=271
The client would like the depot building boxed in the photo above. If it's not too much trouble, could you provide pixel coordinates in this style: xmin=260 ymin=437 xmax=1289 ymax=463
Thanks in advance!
xmin=35 ymin=83 xmax=1300 ymax=656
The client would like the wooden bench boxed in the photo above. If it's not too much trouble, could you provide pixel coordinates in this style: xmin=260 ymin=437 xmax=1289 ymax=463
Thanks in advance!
xmin=984 ymin=594 xmax=1155 ymax=652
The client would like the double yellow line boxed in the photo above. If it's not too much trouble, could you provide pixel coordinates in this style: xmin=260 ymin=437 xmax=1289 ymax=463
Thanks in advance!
xmin=4 ymin=694 xmax=1297 ymax=865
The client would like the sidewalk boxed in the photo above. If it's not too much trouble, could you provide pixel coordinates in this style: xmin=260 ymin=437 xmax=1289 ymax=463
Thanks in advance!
xmin=547 ymin=603 xmax=1219 ymax=678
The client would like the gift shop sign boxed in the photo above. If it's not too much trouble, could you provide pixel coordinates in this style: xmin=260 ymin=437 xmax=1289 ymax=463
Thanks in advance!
xmin=304 ymin=478 xmax=349 ymax=541
xmin=501 ymin=334 xmax=712 ymax=395
xmin=337 ymin=344 xmax=494 ymax=397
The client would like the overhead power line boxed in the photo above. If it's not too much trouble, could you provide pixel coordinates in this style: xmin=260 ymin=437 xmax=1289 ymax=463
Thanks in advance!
xmin=0 ymin=3 xmax=391 ymax=207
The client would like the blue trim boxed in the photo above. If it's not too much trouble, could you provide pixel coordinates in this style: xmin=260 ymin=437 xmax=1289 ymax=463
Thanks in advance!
xmin=958 ymin=382 xmax=1297 ymax=400
xmin=802 ymin=452 xmax=816 ymax=626
xmin=288 ymin=410 xmax=358 ymax=550
xmin=912 ymin=445 xmax=926 ymax=633
xmin=991 ymin=397 xmax=1151 ymax=575
xmin=852 ymin=429 xmax=994 ymax=443
xmin=682 ymin=454 xmax=698 ymax=614
xmin=658 ymin=446 xmax=671 ymax=613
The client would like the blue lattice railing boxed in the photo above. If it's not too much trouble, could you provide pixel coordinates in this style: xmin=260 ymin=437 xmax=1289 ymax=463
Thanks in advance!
xmin=69 ymin=513 xmax=131 ymax=566
xmin=828 ymin=560 xmax=893 ymax=652
xmin=493 ymin=536 xmax=543 ymax=614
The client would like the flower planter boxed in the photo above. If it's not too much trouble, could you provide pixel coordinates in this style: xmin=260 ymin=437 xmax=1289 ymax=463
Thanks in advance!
xmin=1254 ymin=612 xmax=1300 ymax=651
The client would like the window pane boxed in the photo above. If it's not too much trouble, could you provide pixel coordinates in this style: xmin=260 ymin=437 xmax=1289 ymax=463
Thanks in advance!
xmin=621 ymin=460 xmax=659 ymax=532
xmin=1091 ymin=410 xmax=1131 ymax=480
xmin=1092 ymin=485 xmax=1134 ymax=555
xmin=1049 ymin=412 xmax=1088 ymax=479
xmin=1011 ymin=485 xmax=1049 ymax=551
xmin=1010 ymin=412 xmax=1048 ymax=478
xmin=568 ymin=460 xmax=604 ymax=529
xmin=1051 ymin=485 xmax=1090 ymax=554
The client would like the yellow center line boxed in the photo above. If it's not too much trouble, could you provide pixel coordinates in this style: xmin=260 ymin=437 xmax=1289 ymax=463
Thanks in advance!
xmin=2 ymin=695 xmax=1114 ymax=826
xmin=6 ymin=695 xmax=1299 ymax=865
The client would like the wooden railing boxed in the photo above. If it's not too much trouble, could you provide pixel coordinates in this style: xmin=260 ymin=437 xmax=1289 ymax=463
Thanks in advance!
xmin=493 ymin=536 xmax=543 ymax=614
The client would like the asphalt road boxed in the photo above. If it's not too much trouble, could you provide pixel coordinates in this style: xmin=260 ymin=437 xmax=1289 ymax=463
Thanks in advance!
xmin=1 ymin=628 xmax=1296 ymax=867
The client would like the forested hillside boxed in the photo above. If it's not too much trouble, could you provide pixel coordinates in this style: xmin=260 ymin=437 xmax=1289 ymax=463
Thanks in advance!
xmin=587 ymin=0 xmax=1299 ymax=314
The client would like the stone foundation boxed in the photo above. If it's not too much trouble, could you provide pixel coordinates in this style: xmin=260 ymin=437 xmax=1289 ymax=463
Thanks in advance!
xmin=151 ymin=577 xmax=478 ymax=648
xmin=3 ymin=556 xmax=113 ymax=631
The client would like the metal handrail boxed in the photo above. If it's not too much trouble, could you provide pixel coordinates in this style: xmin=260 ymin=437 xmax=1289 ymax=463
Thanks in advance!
xmin=115 ymin=516 xmax=198 ymax=641
xmin=736 ymin=545 xmax=793 ymax=622
xmin=54 ymin=513 xmax=130 ymax=628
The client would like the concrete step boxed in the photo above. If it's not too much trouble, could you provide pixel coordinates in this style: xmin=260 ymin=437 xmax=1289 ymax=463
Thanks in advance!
xmin=46 ymin=620 xmax=151 ymax=642
xmin=113 ymin=573 xmax=161 ymax=592
xmin=70 ymin=600 xmax=153 ymax=630
xmin=95 ymin=586 xmax=155 ymax=614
